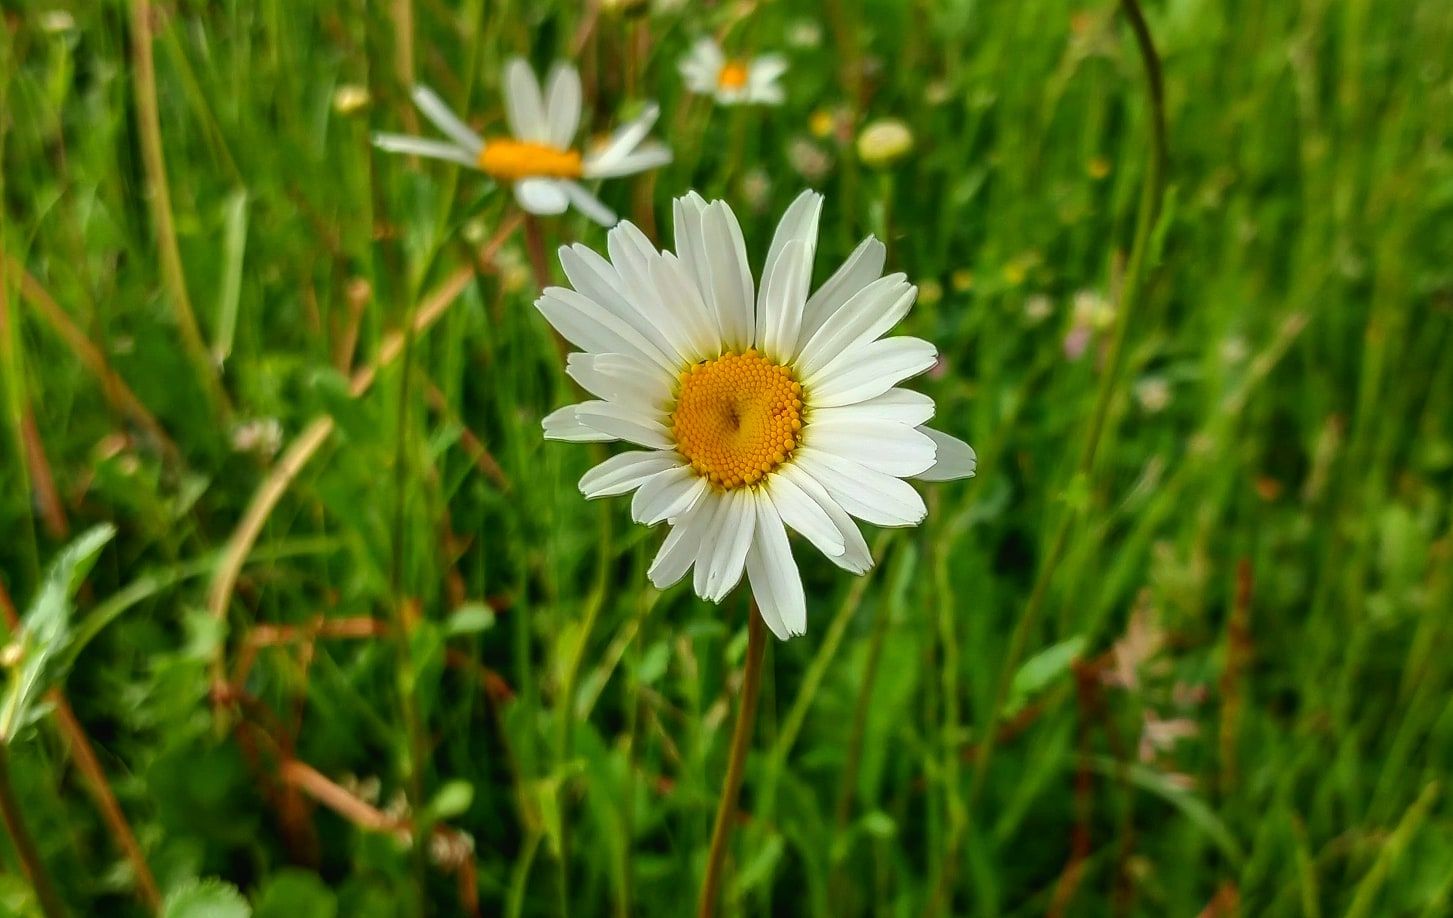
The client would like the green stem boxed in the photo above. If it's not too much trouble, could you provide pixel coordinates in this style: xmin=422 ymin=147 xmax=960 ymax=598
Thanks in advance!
xmin=965 ymin=0 xmax=1168 ymax=812
xmin=0 ymin=745 xmax=66 ymax=918
xmin=129 ymin=0 xmax=231 ymax=421
xmin=697 ymin=606 xmax=768 ymax=918
xmin=390 ymin=311 xmax=428 ymax=916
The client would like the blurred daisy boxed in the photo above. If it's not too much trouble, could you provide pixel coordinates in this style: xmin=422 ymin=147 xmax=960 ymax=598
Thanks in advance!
xmin=538 ymin=190 xmax=976 ymax=639
xmin=680 ymin=38 xmax=786 ymax=106
xmin=373 ymin=58 xmax=670 ymax=225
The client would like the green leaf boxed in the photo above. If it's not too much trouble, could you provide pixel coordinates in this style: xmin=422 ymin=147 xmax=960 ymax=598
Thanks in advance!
xmin=445 ymin=603 xmax=496 ymax=636
xmin=212 ymin=188 xmax=249 ymax=366
xmin=0 ymin=525 xmax=115 ymax=743
xmin=164 ymin=877 xmax=251 ymax=918
xmin=254 ymin=869 xmax=336 ymax=918
xmin=861 ymin=810 xmax=898 ymax=839
xmin=730 ymin=833 xmax=784 ymax=896
xmin=1005 ymin=635 xmax=1085 ymax=717
xmin=427 ymin=780 xmax=474 ymax=821
xmin=1084 ymin=756 xmax=1245 ymax=864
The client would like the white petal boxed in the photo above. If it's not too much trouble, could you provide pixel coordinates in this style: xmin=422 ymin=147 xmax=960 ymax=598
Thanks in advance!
xmin=793 ymin=448 xmax=927 ymax=528
xmin=795 ymin=275 xmax=913 ymax=373
xmin=565 ymin=352 xmax=672 ymax=412
xmin=680 ymin=38 xmax=724 ymax=90
xmin=587 ymin=142 xmax=672 ymax=179
xmin=515 ymin=178 xmax=569 ymax=215
xmin=757 ymin=191 xmax=822 ymax=352
xmin=811 ymin=389 xmax=935 ymax=426
xmin=703 ymin=489 xmax=756 ymax=602
xmin=607 ymin=224 xmax=705 ymax=364
xmin=542 ymin=404 xmax=616 ymax=442
xmin=651 ymin=253 xmax=719 ymax=361
xmin=803 ymin=419 xmax=937 ymax=477
xmin=758 ymin=239 xmax=812 ymax=362
xmin=764 ymin=189 xmax=823 ymax=279
xmin=690 ymin=493 xmax=730 ymax=597
xmin=503 ymin=57 xmax=548 ymax=141
xmin=779 ymin=464 xmax=873 ymax=573
xmin=749 ymin=55 xmax=788 ymax=86
xmin=580 ymin=451 xmax=682 ymax=498
xmin=558 ymin=245 xmax=680 ymax=362
xmin=535 ymin=286 xmax=675 ymax=372
xmin=749 ymin=83 xmax=786 ymax=106
xmin=648 ymin=493 xmax=719 ymax=589
xmin=702 ymin=201 xmax=756 ymax=351
xmin=801 ymin=237 xmax=887 ymax=342
xmin=915 ymin=427 xmax=977 ymax=481
xmin=409 ymin=86 xmax=483 ymax=154
xmin=745 ymin=492 xmax=806 ymax=638
xmin=543 ymin=63 xmax=582 ymax=148
xmin=559 ymin=245 xmax=632 ymax=316
xmin=804 ymin=336 xmax=938 ymax=408
xmin=372 ymin=134 xmax=479 ymax=169
xmin=674 ymin=192 xmax=712 ymax=298
xmin=632 ymin=466 xmax=708 ymax=525
xmin=765 ymin=472 xmax=845 ymax=558
xmin=560 ymin=182 xmax=618 ymax=226
xmin=583 ymin=104 xmax=662 ymax=177
xmin=575 ymin=401 xmax=673 ymax=449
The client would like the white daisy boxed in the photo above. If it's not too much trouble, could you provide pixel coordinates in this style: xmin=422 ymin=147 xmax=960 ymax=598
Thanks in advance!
xmin=679 ymin=37 xmax=787 ymax=106
xmin=538 ymin=190 xmax=976 ymax=639
xmin=373 ymin=58 xmax=672 ymax=226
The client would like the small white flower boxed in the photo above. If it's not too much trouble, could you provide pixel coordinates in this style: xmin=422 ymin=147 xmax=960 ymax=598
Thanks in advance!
xmin=373 ymin=59 xmax=671 ymax=226
xmin=231 ymin=418 xmax=283 ymax=457
xmin=787 ymin=137 xmax=832 ymax=182
xmin=1023 ymin=294 xmax=1053 ymax=324
xmin=786 ymin=20 xmax=823 ymax=49
xmin=538 ymin=190 xmax=976 ymax=640
xmin=679 ymin=37 xmax=786 ymax=106
xmin=1134 ymin=376 xmax=1171 ymax=413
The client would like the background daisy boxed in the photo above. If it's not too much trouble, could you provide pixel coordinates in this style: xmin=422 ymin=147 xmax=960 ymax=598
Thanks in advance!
xmin=373 ymin=58 xmax=671 ymax=224
xmin=540 ymin=190 xmax=975 ymax=639
xmin=680 ymin=37 xmax=787 ymax=106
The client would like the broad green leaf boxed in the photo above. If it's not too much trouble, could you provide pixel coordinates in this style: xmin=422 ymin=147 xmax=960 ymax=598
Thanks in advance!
xmin=254 ymin=870 xmax=336 ymax=918
xmin=0 ymin=524 xmax=114 ymax=743
xmin=1005 ymin=635 xmax=1086 ymax=717
xmin=164 ymin=877 xmax=251 ymax=918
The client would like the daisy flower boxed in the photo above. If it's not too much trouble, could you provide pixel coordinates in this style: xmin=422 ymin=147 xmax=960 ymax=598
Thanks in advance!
xmin=680 ymin=37 xmax=787 ymax=106
xmin=373 ymin=58 xmax=671 ymax=226
xmin=538 ymin=190 xmax=976 ymax=639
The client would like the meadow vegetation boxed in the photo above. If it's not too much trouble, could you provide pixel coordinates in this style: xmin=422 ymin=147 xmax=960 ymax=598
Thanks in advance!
xmin=2 ymin=0 xmax=1453 ymax=914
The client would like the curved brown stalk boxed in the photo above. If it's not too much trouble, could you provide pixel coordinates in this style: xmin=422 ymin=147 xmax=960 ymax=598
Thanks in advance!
xmin=697 ymin=607 xmax=768 ymax=918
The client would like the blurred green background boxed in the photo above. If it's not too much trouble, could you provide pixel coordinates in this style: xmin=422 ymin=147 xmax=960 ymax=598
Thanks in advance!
xmin=3 ymin=0 xmax=1453 ymax=915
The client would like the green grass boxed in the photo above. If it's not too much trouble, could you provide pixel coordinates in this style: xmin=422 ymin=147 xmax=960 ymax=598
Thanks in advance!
xmin=3 ymin=0 xmax=1453 ymax=914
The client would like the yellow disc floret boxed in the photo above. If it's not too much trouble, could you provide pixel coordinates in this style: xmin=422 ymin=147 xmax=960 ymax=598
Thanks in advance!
xmin=672 ymin=350 xmax=804 ymax=490
xmin=477 ymin=139 xmax=584 ymax=181
xmin=717 ymin=61 xmax=750 ymax=90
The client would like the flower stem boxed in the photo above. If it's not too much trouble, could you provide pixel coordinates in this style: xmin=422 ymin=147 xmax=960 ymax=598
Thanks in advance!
xmin=522 ymin=213 xmax=552 ymax=291
xmin=697 ymin=605 xmax=768 ymax=918
xmin=0 ymin=745 xmax=66 ymax=918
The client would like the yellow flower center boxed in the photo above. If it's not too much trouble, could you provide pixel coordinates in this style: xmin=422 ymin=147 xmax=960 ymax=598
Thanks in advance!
xmin=717 ymin=61 xmax=750 ymax=90
xmin=672 ymin=350 xmax=803 ymax=490
xmin=477 ymin=139 xmax=584 ymax=181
